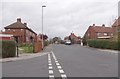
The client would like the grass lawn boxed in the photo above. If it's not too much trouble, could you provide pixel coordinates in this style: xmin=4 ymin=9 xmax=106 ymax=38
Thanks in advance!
xmin=19 ymin=46 xmax=33 ymax=53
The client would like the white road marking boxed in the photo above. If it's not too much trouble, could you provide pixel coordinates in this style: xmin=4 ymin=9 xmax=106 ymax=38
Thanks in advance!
xmin=55 ymin=61 xmax=58 ymax=63
xmin=49 ymin=75 xmax=54 ymax=77
xmin=48 ymin=53 xmax=55 ymax=78
xmin=48 ymin=61 xmax=52 ymax=64
xmin=49 ymin=66 xmax=53 ymax=69
xmin=59 ymin=69 xmax=65 ymax=74
xmin=49 ymin=70 xmax=54 ymax=74
xmin=57 ymin=66 xmax=62 ymax=69
xmin=48 ymin=59 xmax=51 ymax=61
xmin=49 ymin=51 xmax=67 ymax=78
xmin=49 ymin=63 xmax=52 ymax=66
xmin=56 ymin=63 xmax=60 ymax=66
xmin=61 ymin=74 xmax=67 ymax=78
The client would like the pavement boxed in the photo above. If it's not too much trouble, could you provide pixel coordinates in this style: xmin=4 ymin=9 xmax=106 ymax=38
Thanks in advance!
xmin=0 ymin=52 xmax=48 ymax=63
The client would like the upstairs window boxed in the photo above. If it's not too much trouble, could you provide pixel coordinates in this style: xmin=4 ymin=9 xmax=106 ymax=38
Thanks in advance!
xmin=96 ymin=32 xmax=100 ymax=36
xmin=104 ymin=33 xmax=108 ymax=36
xmin=111 ymin=33 xmax=113 ymax=36
xmin=13 ymin=30 xmax=15 ymax=32
xmin=88 ymin=33 xmax=90 ymax=36
xmin=118 ymin=27 xmax=120 ymax=32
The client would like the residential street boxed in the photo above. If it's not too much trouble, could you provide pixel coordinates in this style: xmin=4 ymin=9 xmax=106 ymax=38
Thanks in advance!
xmin=2 ymin=44 xmax=118 ymax=78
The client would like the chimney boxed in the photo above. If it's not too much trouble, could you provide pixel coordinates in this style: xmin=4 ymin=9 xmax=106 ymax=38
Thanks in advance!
xmin=24 ymin=23 xmax=27 ymax=26
xmin=93 ymin=24 xmax=95 ymax=26
xmin=17 ymin=18 xmax=21 ymax=22
xmin=102 ymin=24 xmax=105 ymax=27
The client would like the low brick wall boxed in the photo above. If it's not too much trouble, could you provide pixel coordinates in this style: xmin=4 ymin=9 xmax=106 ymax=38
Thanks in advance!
xmin=34 ymin=41 xmax=42 ymax=53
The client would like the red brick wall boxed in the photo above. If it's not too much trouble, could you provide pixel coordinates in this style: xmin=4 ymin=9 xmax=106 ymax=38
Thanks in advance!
xmin=4 ymin=28 xmax=37 ymax=44
xmin=85 ymin=26 xmax=96 ymax=39
xmin=85 ymin=26 xmax=113 ymax=39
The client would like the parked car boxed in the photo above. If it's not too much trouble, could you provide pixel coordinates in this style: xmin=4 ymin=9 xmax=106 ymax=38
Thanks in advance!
xmin=65 ymin=40 xmax=71 ymax=45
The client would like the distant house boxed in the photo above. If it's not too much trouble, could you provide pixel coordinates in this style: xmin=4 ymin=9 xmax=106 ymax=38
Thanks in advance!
xmin=64 ymin=33 xmax=81 ymax=44
xmin=84 ymin=24 xmax=113 ymax=39
xmin=3 ymin=18 xmax=37 ymax=44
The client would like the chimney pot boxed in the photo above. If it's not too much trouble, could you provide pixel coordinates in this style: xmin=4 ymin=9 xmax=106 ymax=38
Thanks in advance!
xmin=93 ymin=24 xmax=95 ymax=26
xmin=17 ymin=18 xmax=21 ymax=22
xmin=102 ymin=24 xmax=105 ymax=27
xmin=24 ymin=23 xmax=27 ymax=26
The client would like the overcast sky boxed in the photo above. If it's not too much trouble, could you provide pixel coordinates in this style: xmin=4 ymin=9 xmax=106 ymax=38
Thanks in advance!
xmin=1 ymin=0 xmax=119 ymax=39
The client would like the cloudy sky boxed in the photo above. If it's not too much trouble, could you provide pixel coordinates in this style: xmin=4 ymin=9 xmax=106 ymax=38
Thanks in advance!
xmin=1 ymin=0 xmax=119 ymax=39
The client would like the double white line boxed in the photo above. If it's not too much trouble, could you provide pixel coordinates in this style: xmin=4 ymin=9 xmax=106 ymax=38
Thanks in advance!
xmin=48 ymin=53 xmax=54 ymax=78
xmin=48 ymin=51 xmax=67 ymax=79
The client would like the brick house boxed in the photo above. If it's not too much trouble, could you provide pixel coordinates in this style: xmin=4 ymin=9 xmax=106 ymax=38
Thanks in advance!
xmin=64 ymin=33 xmax=81 ymax=44
xmin=112 ymin=17 xmax=120 ymax=38
xmin=84 ymin=24 xmax=113 ymax=39
xmin=3 ymin=18 xmax=37 ymax=44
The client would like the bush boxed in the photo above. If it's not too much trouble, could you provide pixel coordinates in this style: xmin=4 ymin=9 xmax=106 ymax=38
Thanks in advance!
xmin=44 ymin=40 xmax=49 ymax=46
xmin=1 ymin=40 xmax=16 ymax=58
xmin=87 ymin=39 xmax=119 ymax=50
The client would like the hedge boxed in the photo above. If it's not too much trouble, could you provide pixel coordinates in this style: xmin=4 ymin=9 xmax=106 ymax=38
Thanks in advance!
xmin=1 ymin=40 xmax=16 ymax=58
xmin=87 ymin=39 xmax=119 ymax=50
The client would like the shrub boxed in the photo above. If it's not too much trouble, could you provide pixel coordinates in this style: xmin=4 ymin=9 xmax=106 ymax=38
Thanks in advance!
xmin=44 ymin=40 xmax=49 ymax=46
xmin=1 ymin=40 xmax=16 ymax=58
xmin=87 ymin=39 xmax=119 ymax=50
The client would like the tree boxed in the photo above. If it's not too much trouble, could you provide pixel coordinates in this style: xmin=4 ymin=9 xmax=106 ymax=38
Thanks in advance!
xmin=52 ymin=37 xmax=62 ymax=43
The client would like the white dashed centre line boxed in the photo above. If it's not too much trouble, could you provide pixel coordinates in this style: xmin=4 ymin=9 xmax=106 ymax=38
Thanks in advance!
xmin=49 ymin=75 xmax=54 ymax=77
xmin=49 ymin=63 xmax=52 ymax=66
xmin=49 ymin=70 xmax=54 ymax=74
xmin=48 ymin=54 xmax=54 ymax=78
xmin=51 ymin=51 xmax=67 ymax=79
xmin=49 ymin=66 xmax=53 ymax=69
xmin=57 ymin=66 xmax=62 ymax=69
xmin=56 ymin=63 xmax=60 ymax=66
xmin=55 ymin=61 xmax=58 ymax=63
xmin=61 ymin=74 xmax=67 ymax=78
xmin=59 ymin=69 xmax=65 ymax=74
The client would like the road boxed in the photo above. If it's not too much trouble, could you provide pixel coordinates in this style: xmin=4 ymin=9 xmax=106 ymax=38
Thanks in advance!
xmin=2 ymin=44 xmax=118 ymax=78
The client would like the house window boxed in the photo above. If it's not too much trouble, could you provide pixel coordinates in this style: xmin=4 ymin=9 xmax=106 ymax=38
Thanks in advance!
xmin=118 ymin=27 xmax=120 ymax=32
xmin=96 ymin=32 xmax=100 ymax=36
xmin=21 ymin=29 xmax=23 ymax=31
xmin=104 ymin=33 xmax=108 ymax=36
xmin=88 ymin=33 xmax=90 ymax=36
xmin=111 ymin=33 xmax=113 ymax=36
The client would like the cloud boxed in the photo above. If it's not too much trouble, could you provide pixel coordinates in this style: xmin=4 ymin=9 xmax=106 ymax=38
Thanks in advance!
xmin=1 ymin=0 xmax=119 ymax=39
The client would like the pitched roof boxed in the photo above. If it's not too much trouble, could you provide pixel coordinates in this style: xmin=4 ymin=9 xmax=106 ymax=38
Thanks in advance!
xmin=89 ymin=24 xmax=113 ymax=33
xmin=4 ymin=18 xmax=37 ymax=35
xmin=92 ymin=26 xmax=113 ymax=33
xmin=64 ymin=33 xmax=80 ymax=41
xmin=5 ymin=21 xmax=28 ymax=29
xmin=112 ymin=17 xmax=120 ymax=27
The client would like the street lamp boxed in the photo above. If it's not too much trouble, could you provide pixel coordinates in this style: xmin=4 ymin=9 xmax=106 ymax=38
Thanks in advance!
xmin=42 ymin=5 xmax=46 ymax=50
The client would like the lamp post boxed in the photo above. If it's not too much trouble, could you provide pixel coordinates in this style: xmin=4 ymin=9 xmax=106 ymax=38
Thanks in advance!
xmin=42 ymin=5 xmax=46 ymax=50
